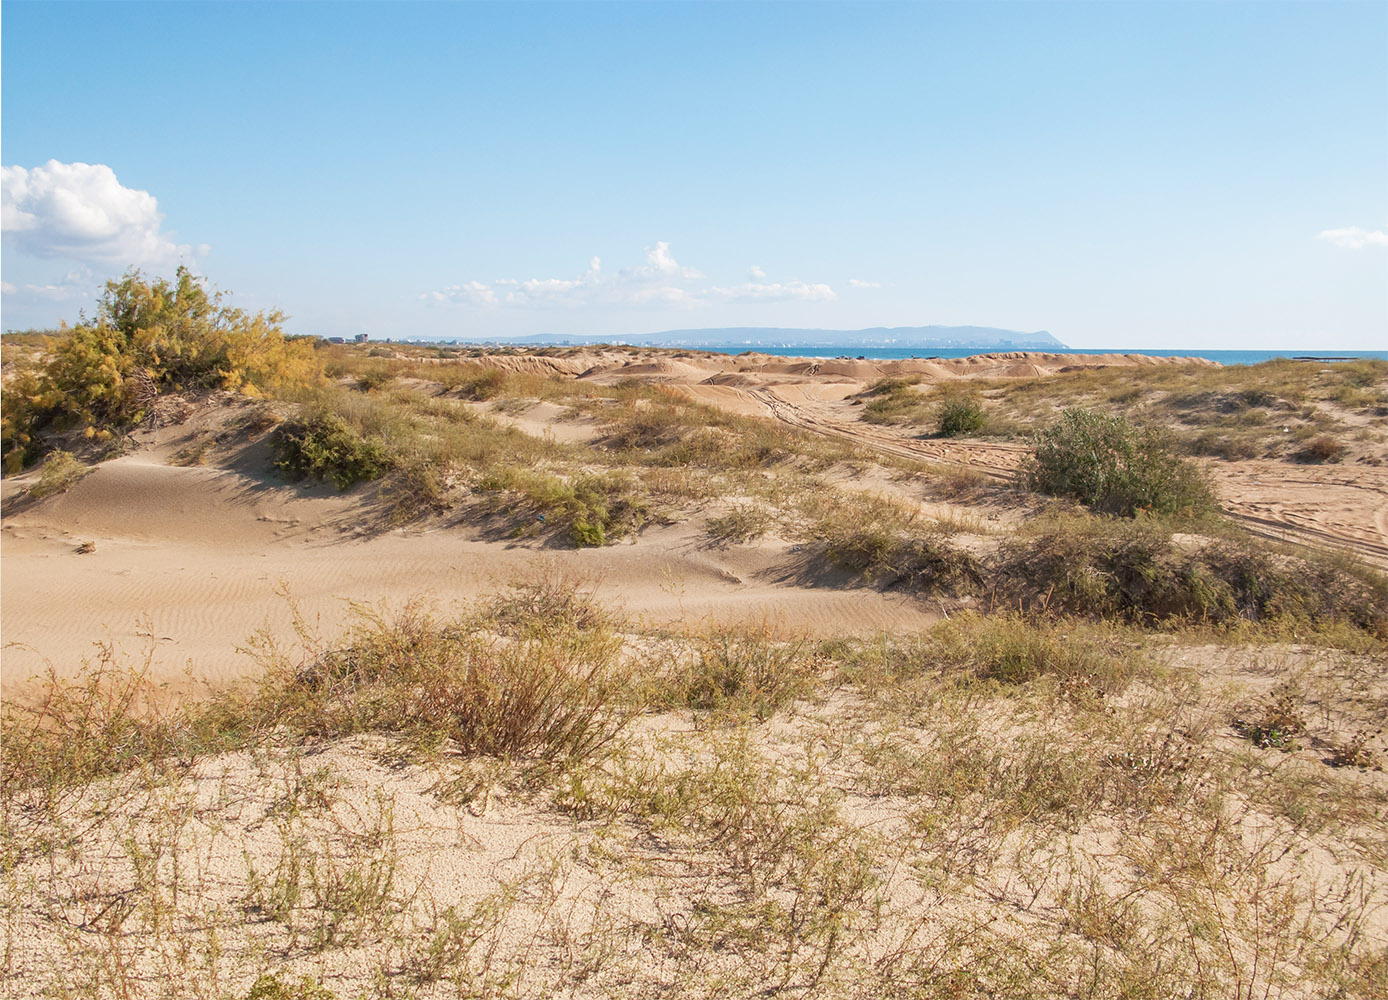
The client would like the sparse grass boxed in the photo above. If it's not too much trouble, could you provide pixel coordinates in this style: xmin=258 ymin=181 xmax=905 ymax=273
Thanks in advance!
xmin=7 ymin=340 xmax=1388 ymax=997
xmin=4 ymin=580 xmax=1386 ymax=997
xmin=254 ymin=598 xmax=634 ymax=764
xmin=650 ymin=622 xmax=821 ymax=719
xmin=961 ymin=357 xmax=1388 ymax=461
xmin=705 ymin=501 xmax=774 ymax=544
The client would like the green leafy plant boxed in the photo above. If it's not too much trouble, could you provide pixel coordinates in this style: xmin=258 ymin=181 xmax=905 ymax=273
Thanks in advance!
xmin=27 ymin=450 xmax=92 ymax=499
xmin=271 ymin=412 xmax=390 ymax=490
xmin=1023 ymin=408 xmax=1216 ymax=518
xmin=936 ymin=393 xmax=986 ymax=437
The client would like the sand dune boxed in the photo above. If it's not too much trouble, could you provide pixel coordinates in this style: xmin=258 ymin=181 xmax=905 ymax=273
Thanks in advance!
xmin=0 ymin=456 xmax=937 ymax=696
xmin=4 ymin=348 xmax=1383 ymax=700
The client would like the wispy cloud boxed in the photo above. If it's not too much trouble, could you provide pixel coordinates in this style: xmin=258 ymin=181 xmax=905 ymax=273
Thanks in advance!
xmin=2 ymin=160 xmax=207 ymax=265
xmin=1317 ymin=226 xmax=1388 ymax=249
xmin=709 ymin=279 xmax=836 ymax=302
xmin=424 ymin=243 xmax=836 ymax=309
xmin=848 ymin=278 xmax=882 ymax=289
xmin=0 ymin=266 xmax=99 ymax=307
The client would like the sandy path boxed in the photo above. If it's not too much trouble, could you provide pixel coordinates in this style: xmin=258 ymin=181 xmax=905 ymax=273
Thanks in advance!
xmin=1 ymin=459 xmax=937 ymax=696
xmin=685 ymin=383 xmax=1388 ymax=568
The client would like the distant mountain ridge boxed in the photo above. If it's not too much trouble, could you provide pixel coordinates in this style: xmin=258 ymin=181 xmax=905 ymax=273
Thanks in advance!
xmin=493 ymin=325 xmax=1066 ymax=350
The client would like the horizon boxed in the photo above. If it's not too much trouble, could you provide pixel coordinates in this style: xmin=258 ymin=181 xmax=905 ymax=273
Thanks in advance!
xmin=3 ymin=1 xmax=1385 ymax=349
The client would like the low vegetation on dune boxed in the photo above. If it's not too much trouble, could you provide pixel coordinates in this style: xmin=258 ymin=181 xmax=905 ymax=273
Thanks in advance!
xmin=857 ymin=354 xmax=1388 ymax=464
xmin=3 ymin=580 xmax=1386 ymax=998
xmin=4 ymin=271 xmax=1388 ymax=997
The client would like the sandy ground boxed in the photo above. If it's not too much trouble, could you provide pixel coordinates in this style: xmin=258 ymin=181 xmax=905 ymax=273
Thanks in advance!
xmin=3 ymin=349 xmax=1385 ymax=697
xmin=4 ymin=350 xmax=1386 ymax=999
xmin=0 ymin=455 xmax=934 ymax=697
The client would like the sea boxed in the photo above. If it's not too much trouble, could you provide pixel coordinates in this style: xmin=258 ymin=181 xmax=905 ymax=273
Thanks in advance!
xmin=693 ymin=346 xmax=1388 ymax=366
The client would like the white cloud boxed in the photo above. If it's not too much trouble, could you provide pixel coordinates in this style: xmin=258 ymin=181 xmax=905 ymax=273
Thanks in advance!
xmin=1317 ymin=226 xmax=1388 ymax=249
xmin=619 ymin=241 xmax=704 ymax=282
xmin=2 ymin=160 xmax=205 ymax=265
xmin=422 ymin=280 xmax=497 ymax=306
xmin=711 ymin=280 xmax=837 ymax=303
xmin=848 ymin=278 xmax=882 ymax=289
xmin=0 ymin=281 xmax=14 ymax=295
xmin=424 ymin=244 xmax=835 ymax=310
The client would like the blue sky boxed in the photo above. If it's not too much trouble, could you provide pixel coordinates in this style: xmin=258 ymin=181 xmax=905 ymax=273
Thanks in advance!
xmin=2 ymin=1 xmax=1385 ymax=348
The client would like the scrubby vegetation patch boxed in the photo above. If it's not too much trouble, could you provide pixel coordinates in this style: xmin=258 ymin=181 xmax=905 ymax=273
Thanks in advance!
xmin=1023 ymin=408 xmax=1217 ymax=518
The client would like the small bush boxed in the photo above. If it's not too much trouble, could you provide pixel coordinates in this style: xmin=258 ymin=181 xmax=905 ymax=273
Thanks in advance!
xmin=1296 ymin=435 xmax=1345 ymax=464
xmin=1187 ymin=431 xmax=1259 ymax=461
xmin=242 ymin=975 xmax=339 ymax=1000
xmin=1023 ymin=408 xmax=1217 ymax=518
xmin=826 ymin=529 xmax=982 ymax=594
xmin=354 ymin=365 xmax=394 ymax=391
xmin=380 ymin=457 xmax=450 ymax=522
xmin=571 ymin=518 xmax=606 ymax=547
xmin=706 ymin=503 xmax=773 ymax=544
xmin=936 ymin=394 xmax=986 ymax=437
xmin=28 ymin=450 xmax=92 ymax=499
xmin=860 ymin=376 xmax=926 ymax=425
xmin=932 ymin=613 xmax=1143 ymax=693
xmin=272 ymin=412 xmax=390 ymax=489
xmin=665 ymin=624 xmax=817 ymax=719
xmin=275 ymin=602 xmax=632 ymax=762
xmin=482 ymin=467 xmax=649 ymax=546
xmin=1235 ymin=682 xmax=1306 ymax=751
xmin=998 ymin=514 xmax=1388 ymax=634
xmin=443 ymin=365 xmax=507 ymax=401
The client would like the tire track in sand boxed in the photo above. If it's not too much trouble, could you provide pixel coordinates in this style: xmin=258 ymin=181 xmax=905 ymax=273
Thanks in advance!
xmin=737 ymin=386 xmax=1388 ymax=569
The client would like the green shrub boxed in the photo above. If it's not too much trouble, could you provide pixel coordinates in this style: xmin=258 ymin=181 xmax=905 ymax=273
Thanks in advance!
xmin=998 ymin=514 xmax=1388 ymax=635
xmin=272 ymin=412 xmax=390 ymax=489
xmin=936 ymin=394 xmax=986 ymax=437
xmin=1023 ymin=408 xmax=1216 ymax=518
xmin=826 ymin=529 xmax=982 ymax=594
xmin=932 ymin=613 xmax=1144 ymax=692
xmin=27 ymin=450 xmax=92 ymax=499
xmin=571 ymin=518 xmax=606 ymax=547
xmin=480 ymin=466 xmax=649 ymax=546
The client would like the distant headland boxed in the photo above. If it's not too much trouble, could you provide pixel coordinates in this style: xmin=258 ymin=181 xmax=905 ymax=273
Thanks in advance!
xmin=460 ymin=325 xmax=1066 ymax=351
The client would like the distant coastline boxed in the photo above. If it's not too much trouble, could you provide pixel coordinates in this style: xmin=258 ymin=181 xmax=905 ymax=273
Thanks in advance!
xmin=694 ymin=346 xmax=1388 ymax=366
xmin=433 ymin=342 xmax=1388 ymax=367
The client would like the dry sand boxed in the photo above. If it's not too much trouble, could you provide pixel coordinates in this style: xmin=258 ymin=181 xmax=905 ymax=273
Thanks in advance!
xmin=4 ymin=348 xmax=1385 ymax=697
xmin=3 ymin=349 xmax=1386 ymax=999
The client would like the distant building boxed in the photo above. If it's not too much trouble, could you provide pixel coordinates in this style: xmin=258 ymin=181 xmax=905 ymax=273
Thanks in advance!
xmin=326 ymin=337 xmax=345 ymax=344
xmin=354 ymin=333 xmax=370 ymax=343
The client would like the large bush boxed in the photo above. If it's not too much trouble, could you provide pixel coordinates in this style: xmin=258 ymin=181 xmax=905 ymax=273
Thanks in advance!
xmin=1022 ymin=408 xmax=1216 ymax=518
xmin=2 ymin=268 xmax=320 ymax=472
